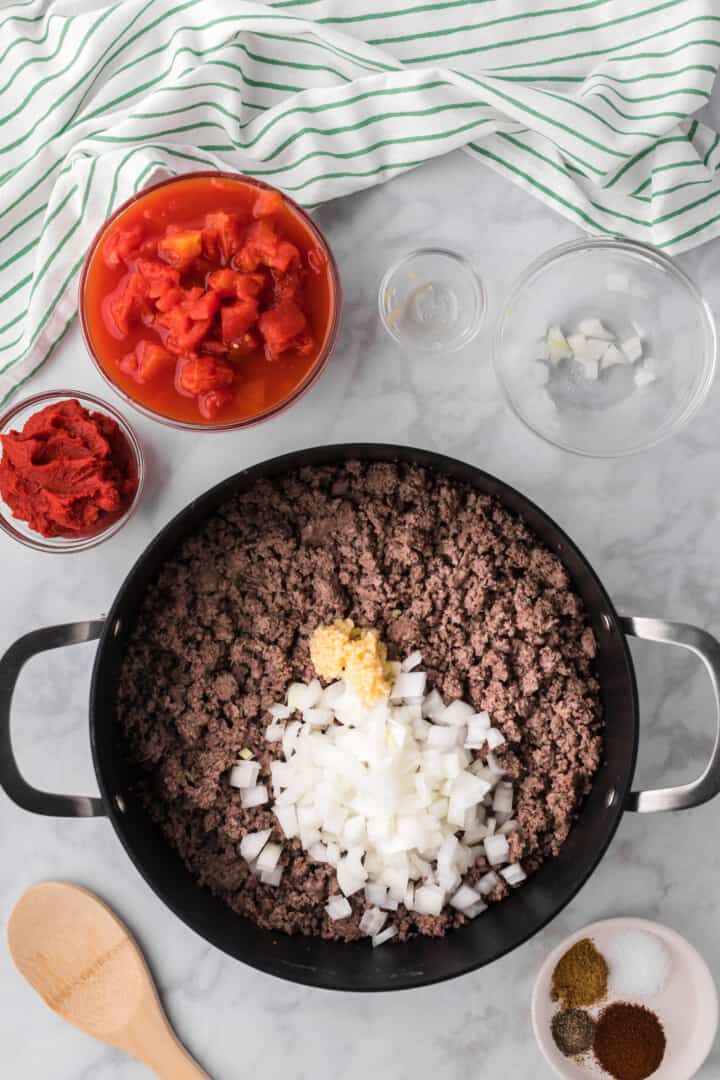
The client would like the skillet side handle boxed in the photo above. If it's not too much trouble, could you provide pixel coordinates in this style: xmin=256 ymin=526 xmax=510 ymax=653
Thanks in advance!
xmin=621 ymin=616 xmax=720 ymax=813
xmin=0 ymin=622 xmax=107 ymax=817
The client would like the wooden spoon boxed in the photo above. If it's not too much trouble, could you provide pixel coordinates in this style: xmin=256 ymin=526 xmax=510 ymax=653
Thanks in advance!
xmin=7 ymin=881 xmax=211 ymax=1079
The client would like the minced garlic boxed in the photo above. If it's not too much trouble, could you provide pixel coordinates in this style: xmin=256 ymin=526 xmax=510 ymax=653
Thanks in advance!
xmin=310 ymin=619 xmax=393 ymax=705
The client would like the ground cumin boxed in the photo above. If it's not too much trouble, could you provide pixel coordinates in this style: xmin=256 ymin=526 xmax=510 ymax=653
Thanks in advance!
xmin=551 ymin=937 xmax=608 ymax=1008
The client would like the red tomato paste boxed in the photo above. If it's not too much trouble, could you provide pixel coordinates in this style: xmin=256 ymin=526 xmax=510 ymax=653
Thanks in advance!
xmin=82 ymin=175 xmax=337 ymax=425
xmin=0 ymin=399 xmax=138 ymax=538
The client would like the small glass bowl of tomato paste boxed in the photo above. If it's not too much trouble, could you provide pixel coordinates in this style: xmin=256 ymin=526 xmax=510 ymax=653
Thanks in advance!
xmin=0 ymin=390 xmax=144 ymax=553
xmin=79 ymin=172 xmax=341 ymax=430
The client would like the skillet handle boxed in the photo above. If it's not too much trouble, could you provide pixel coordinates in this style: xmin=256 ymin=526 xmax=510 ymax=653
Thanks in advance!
xmin=621 ymin=616 xmax=720 ymax=813
xmin=0 ymin=622 xmax=107 ymax=817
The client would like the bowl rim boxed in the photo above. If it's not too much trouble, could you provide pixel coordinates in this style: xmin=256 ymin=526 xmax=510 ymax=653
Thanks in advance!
xmin=78 ymin=170 xmax=343 ymax=432
xmin=0 ymin=388 xmax=145 ymax=553
xmin=493 ymin=236 xmax=718 ymax=458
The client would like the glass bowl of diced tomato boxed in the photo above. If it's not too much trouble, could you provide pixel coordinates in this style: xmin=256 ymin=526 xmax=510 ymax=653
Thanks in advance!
xmin=79 ymin=173 xmax=342 ymax=430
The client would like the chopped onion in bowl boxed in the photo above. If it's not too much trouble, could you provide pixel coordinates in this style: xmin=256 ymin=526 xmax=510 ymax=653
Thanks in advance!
xmin=269 ymin=703 xmax=290 ymax=720
xmin=266 ymin=722 xmax=285 ymax=742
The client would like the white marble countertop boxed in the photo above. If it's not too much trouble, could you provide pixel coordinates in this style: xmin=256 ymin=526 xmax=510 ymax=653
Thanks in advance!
xmin=3 ymin=93 xmax=720 ymax=1080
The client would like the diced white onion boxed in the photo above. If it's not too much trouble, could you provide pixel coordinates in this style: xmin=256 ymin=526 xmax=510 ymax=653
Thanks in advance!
xmin=391 ymin=672 xmax=427 ymax=701
xmin=303 ymin=707 xmax=333 ymax=729
xmin=578 ymin=317 xmax=614 ymax=341
xmin=440 ymin=700 xmax=475 ymax=726
xmin=485 ymin=727 xmax=506 ymax=750
xmin=498 ymin=818 xmax=519 ymax=837
xmin=274 ymin=803 xmax=299 ymax=839
xmin=229 ymin=761 xmax=260 ymax=789
xmin=240 ymin=829 xmax=272 ymax=863
xmin=477 ymin=870 xmax=501 ymax=896
xmin=450 ymin=884 xmax=482 ymax=911
xmin=492 ymin=782 xmax=513 ymax=815
xmin=260 ymin=866 xmax=283 ymax=887
xmin=484 ymin=833 xmax=510 ymax=866
xmin=372 ymin=925 xmax=398 ymax=947
xmin=359 ymin=907 xmax=387 ymax=936
xmin=621 ymin=335 xmax=643 ymax=363
xmin=427 ymin=724 xmax=460 ymax=750
xmin=269 ymin=703 xmax=290 ymax=720
xmin=325 ymin=895 xmax=352 ymax=921
xmin=365 ymin=882 xmax=388 ymax=907
xmin=500 ymin=863 xmax=527 ymax=887
xmin=414 ymin=884 xmax=444 ymax=916
xmin=266 ymin=722 xmax=285 ymax=743
xmin=256 ymin=842 xmax=282 ymax=873
xmin=422 ymin=689 xmax=445 ymax=720
xmin=240 ymin=784 xmax=269 ymax=809
xmin=401 ymin=650 xmax=423 ymax=672
xmin=464 ymin=900 xmax=488 ymax=919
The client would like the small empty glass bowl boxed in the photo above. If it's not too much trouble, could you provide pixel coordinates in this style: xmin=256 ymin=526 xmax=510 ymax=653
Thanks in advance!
xmin=379 ymin=248 xmax=485 ymax=352
xmin=494 ymin=238 xmax=717 ymax=457
xmin=0 ymin=389 xmax=144 ymax=553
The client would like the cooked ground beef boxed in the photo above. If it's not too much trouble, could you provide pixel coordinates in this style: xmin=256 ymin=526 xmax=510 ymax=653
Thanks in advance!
xmin=118 ymin=461 xmax=603 ymax=940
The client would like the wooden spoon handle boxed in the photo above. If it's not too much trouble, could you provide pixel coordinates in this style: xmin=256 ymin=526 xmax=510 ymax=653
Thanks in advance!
xmin=139 ymin=1034 xmax=212 ymax=1080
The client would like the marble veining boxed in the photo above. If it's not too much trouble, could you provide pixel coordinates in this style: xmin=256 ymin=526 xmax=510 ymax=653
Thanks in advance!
xmin=2 ymin=94 xmax=720 ymax=1080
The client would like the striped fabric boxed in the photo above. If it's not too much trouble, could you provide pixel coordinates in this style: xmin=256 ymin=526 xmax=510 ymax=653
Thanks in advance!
xmin=0 ymin=0 xmax=718 ymax=403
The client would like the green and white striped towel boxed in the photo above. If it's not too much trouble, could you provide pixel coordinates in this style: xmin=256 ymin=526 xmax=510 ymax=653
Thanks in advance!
xmin=1 ymin=0 xmax=719 ymax=404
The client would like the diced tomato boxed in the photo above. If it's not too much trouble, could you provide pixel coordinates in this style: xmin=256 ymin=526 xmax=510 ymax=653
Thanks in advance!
xmin=109 ymin=272 xmax=150 ymax=334
xmin=236 ymin=220 xmax=299 ymax=274
xmin=118 ymin=340 xmax=174 ymax=384
xmin=197 ymin=387 xmax=234 ymax=419
xmin=154 ymin=287 xmax=185 ymax=313
xmin=272 ymin=267 xmax=303 ymax=305
xmin=258 ymin=299 xmax=307 ymax=358
xmin=253 ymin=189 xmax=283 ymax=218
xmin=102 ymin=224 xmax=144 ymax=270
xmin=185 ymin=290 xmax=220 ymax=321
xmin=206 ymin=268 xmax=238 ymax=298
xmin=158 ymin=228 xmax=203 ymax=269
xmin=236 ymin=272 xmax=265 ymax=300
xmin=177 ymin=355 xmax=235 ymax=396
xmin=221 ymin=299 xmax=259 ymax=343
xmin=137 ymin=259 xmax=181 ymax=299
xmin=203 ymin=212 xmax=244 ymax=264
xmin=158 ymin=304 xmax=212 ymax=353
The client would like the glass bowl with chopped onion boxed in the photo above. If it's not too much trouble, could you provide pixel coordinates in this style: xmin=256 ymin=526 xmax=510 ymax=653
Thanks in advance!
xmin=494 ymin=238 xmax=716 ymax=457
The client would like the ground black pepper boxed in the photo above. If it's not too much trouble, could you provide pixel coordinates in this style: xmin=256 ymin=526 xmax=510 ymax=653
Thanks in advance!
xmin=593 ymin=1002 xmax=666 ymax=1080
xmin=551 ymin=1008 xmax=595 ymax=1057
